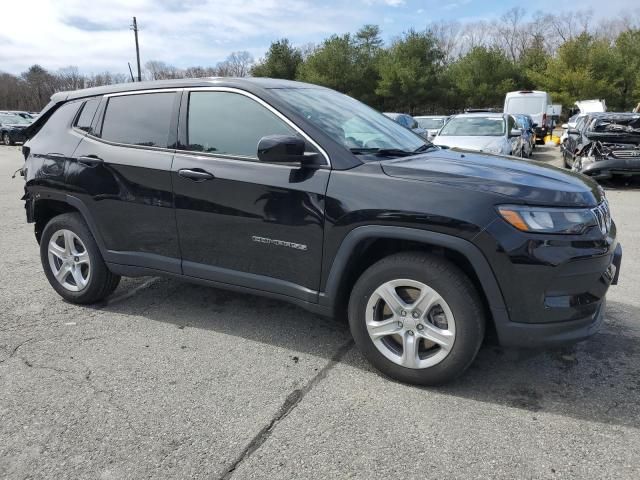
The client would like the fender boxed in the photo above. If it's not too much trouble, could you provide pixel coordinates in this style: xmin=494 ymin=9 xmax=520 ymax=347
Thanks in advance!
xmin=319 ymin=225 xmax=511 ymax=327
xmin=65 ymin=194 xmax=108 ymax=254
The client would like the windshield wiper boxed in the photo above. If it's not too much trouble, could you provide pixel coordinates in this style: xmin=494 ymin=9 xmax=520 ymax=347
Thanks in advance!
xmin=350 ymin=147 xmax=423 ymax=157
xmin=414 ymin=142 xmax=437 ymax=153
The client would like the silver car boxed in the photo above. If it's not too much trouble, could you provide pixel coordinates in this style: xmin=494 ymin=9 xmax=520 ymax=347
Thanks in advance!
xmin=414 ymin=115 xmax=449 ymax=140
xmin=432 ymin=113 xmax=524 ymax=156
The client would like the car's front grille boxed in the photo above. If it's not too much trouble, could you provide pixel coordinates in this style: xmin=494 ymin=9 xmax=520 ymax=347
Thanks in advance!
xmin=611 ymin=150 xmax=640 ymax=159
xmin=591 ymin=200 xmax=612 ymax=235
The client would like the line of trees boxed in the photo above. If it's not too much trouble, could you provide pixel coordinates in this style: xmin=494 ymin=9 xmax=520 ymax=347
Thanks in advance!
xmin=1 ymin=8 xmax=639 ymax=114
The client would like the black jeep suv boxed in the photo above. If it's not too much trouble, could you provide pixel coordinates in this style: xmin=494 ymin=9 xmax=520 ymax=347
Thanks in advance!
xmin=21 ymin=78 xmax=622 ymax=385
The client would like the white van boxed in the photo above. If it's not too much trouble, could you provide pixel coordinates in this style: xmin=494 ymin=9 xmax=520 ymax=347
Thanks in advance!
xmin=504 ymin=90 xmax=553 ymax=144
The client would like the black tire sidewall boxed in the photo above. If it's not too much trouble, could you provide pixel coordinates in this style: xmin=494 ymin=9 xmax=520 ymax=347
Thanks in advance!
xmin=348 ymin=253 xmax=485 ymax=386
xmin=40 ymin=213 xmax=114 ymax=304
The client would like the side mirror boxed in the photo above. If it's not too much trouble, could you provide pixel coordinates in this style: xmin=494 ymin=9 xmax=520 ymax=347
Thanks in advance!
xmin=561 ymin=123 xmax=569 ymax=129
xmin=509 ymin=128 xmax=522 ymax=137
xmin=257 ymin=135 xmax=319 ymax=167
xmin=567 ymin=128 xmax=580 ymax=135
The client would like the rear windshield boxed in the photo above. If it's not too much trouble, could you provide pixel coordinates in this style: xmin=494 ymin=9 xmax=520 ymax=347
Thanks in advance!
xmin=416 ymin=118 xmax=445 ymax=129
xmin=505 ymin=96 xmax=545 ymax=115
xmin=439 ymin=116 xmax=505 ymax=136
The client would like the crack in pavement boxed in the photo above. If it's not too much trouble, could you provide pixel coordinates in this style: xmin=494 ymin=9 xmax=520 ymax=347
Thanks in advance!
xmin=218 ymin=339 xmax=355 ymax=480
xmin=0 ymin=337 xmax=33 ymax=364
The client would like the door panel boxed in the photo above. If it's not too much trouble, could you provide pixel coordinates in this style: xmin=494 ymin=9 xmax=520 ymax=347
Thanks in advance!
xmin=66 ymin=91 xmax=181 ymax=272
xmin=69 ymin=136 xmax=180 ymax=271
xmin=172 ymin=89 xmax=330 ymax=298
xmin=172 ymin=153 xmax=329 ymax=296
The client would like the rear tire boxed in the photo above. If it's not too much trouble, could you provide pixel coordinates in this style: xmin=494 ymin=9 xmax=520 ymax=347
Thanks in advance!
xmin=40 ymin=213 xmax=121 ymax=304
xmin=348 ymin=252 xmax=485 ymax=386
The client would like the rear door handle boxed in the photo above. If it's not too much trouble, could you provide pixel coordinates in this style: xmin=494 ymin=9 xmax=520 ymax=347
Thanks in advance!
xmin=77 ymin=156 xmax=104 ymax=167
xmin=178 ymin=168 xmax=214 ymax=181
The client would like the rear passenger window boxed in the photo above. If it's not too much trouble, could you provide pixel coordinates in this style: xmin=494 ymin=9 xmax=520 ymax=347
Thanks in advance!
xmin=100 ymin=92 xmax=174 ymax=148
xmin=74 ymin=98 xmax=100 ymax=132
xmin=186 ymin=91 xmax=298 ymax=157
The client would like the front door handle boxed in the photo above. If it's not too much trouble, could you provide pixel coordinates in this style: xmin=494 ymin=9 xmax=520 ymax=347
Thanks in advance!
xmin=77 ymin=156 xmax=104 ymax=167
xmin=178 ymin=168 xmax=214 ymax=181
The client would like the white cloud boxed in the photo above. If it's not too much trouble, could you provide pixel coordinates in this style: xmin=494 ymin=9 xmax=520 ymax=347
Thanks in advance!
xmin=0 ymin=0 xmax=364 ymax=74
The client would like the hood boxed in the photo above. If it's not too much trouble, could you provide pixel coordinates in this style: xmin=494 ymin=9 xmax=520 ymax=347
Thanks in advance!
xmin=576 ymin=99 xmax=606 ymax=113
xmin=381 ymin=148 xmax=603 ymax=207
xmin=6 ymin=124 xmax=28 ymax=129
xmin=432 ymin=135 xmax=503 ymax=153
xmin=586 ymin=114 xmax=640 ymax=144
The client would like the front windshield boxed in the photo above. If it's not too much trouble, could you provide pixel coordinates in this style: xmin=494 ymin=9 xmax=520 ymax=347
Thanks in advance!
xmin=439 ymin=116 xmax=505 ymax=137
xmin=0 ymin=114 xmax=30 ymax=125
xmin=270 ymin=88 xmax=426 ymax=157
xmin=416 ymin=118 xmax=445 ymax=129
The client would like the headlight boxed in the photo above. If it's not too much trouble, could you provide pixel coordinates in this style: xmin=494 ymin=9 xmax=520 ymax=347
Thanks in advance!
xmin=497 ymin=205 xmax=597 ymax=234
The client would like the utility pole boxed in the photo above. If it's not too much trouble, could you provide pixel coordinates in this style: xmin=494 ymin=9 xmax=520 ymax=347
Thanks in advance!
xmin=131 ymin=17 xmax=142 ymax=81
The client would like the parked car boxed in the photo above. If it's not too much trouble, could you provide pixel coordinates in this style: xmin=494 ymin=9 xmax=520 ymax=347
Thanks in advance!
xmin=383 ymin=112 xmax=428 ymax=138
xmin=0 ymin=113 xmax=31 ymax=145
xmin=21 ymin=78 xmax=621 ymax=386
xmin=414 ymin=115 xmax=449 ymax=140
xmin=504 ymin=90 xmax=553 ymax=143
xmin=566 ymin=112 xmax=640 ymax=180
xmin=513 ymin=114 xmax=535 ymax=158
xmin=560 ymin=113 xmax=585 ymax=145
xmin=432 ymin=112 xmax=525 ymax=156
xmin=563 ymin=113 xmax=596 ymax=167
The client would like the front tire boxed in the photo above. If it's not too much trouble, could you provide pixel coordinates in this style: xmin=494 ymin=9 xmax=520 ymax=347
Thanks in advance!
xmin=348 ymin=252 xmax=485 ymax=386
xmin=40 ymin=213 xmax=121 ymax=304
xmin=2 ymin=133 xmax=12 ymax=146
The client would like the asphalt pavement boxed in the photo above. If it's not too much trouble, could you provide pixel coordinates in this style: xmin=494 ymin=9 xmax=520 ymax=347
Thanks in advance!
xmin=1 ymin=145 xmax=639 ymax=479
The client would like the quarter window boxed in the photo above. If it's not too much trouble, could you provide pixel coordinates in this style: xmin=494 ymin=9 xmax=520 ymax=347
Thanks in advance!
xmin=100 ymin=92 xmax=175 ymax=148
xmin=186 ymin=91 xmax=304 ymax=158
xmin=75 ymin=98 xmax=100 ymax=132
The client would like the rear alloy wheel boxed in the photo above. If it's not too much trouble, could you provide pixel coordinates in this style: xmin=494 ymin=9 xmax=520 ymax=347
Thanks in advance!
xmin=47 ymin=229 xmax=92 ymax=292
xmin=40 ymin=213 xmax=121 ymax=304
xmin=349 ymin=252 xmax=485 ymax=385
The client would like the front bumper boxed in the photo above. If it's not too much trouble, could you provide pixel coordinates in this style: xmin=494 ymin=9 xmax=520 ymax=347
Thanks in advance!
xmin=581 ymin=158 xmax=640 ymax=179
xmin=478 ymin=218 xmax=622 ymax=348
xmin=496 ymin=242 xmax=621 ymax=348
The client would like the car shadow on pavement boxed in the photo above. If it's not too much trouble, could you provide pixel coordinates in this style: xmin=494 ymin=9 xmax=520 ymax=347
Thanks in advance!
xmin=98 ymin=278 xmax=640 ymax=429
xmin=529 ymin=145 xmax=562 ymax=163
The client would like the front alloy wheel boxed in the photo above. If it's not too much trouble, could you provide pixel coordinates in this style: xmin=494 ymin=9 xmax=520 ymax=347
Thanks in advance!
xmin=366 ymin=279 xmax=456 ymax=369
xmin=2 ymin=133 xmax=11 ymax=145
xmin=348 ymin=252 xmax=485 ymax=385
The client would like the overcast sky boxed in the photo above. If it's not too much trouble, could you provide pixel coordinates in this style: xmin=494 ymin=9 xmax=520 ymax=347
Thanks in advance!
xmin=1 ymin=0 xmax=638 ymax=75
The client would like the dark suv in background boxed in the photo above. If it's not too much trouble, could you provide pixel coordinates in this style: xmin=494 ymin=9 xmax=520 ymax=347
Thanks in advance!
xmin=21 ymin=78 xmax=621 ymax=385
xmin=0 ymin=112 xmax=31 ymax=145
